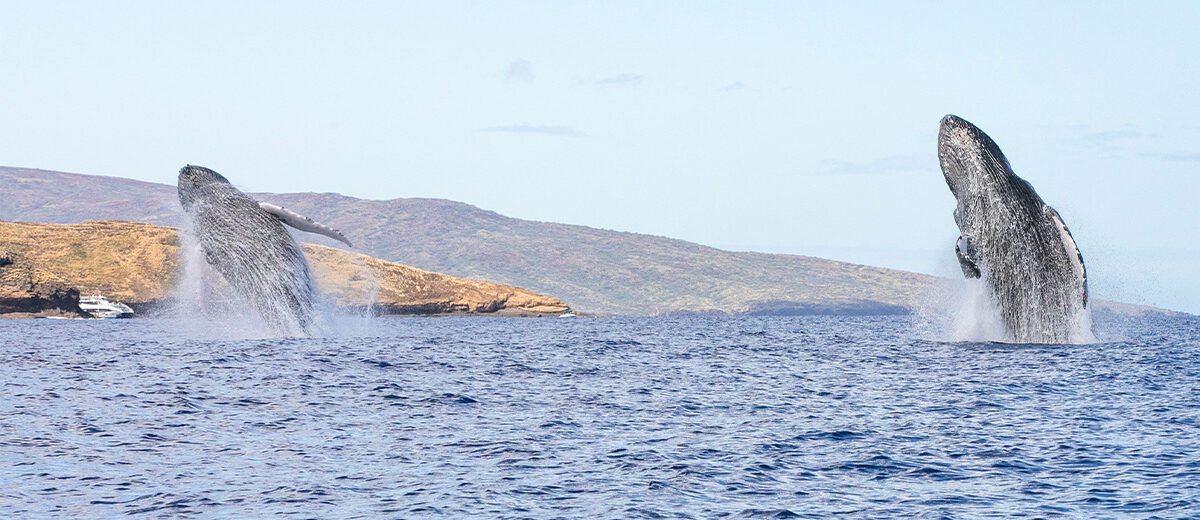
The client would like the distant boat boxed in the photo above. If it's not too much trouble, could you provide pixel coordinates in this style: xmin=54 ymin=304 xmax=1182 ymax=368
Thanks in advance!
xmin=558 ymin=310 xmax=578 ymax=318
xmin=78 ymin=291 xmax=134 ymax=319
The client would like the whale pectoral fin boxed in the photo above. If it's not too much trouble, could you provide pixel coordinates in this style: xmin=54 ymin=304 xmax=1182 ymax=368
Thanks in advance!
xmin=955 ymin=236 xmax=981 ymax=279
xmin=259 ymin=202 xmax=354 ymax=247
xmin=1044 ymin=205 xmax=1088 ymax=306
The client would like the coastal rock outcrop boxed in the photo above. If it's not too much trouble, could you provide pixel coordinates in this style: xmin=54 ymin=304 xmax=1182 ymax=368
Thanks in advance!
xmin=0 ymin=220 xmax=569 ymax=317
xmin=303 ymin=244 xmax=569 ymax=316
xmin=0 ymin=247 xmax=89 ymax=317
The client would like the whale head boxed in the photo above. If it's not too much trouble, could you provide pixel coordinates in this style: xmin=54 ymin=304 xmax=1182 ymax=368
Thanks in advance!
xmin=178 ymin=165 xmax=232 ymax=209
xmin=937 ymin=115 xmax=1013 ymax=199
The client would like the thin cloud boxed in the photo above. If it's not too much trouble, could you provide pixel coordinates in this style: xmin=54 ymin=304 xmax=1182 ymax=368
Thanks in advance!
xmin=1057 ymin=125 xmax=1163 ymax=160
xmin=594 ymin=73 xmax=645 ymax=86
xmin=480 ymin=124 xmax=586 ymax=137
xmin=719 ymin=81 xmax=745 ymax=92
xmin=504 ymin=59 xmax=534 ymax=83
xmin=826 ymin=155 xmax=934 ymax=175
xmin=1063 ymin=125 xmax=1158 ymax=156
xmin=1139 ymin=151 xmax=1200 ymax=162
xmin=1076 ymin=128 xmax=1150 ymax=148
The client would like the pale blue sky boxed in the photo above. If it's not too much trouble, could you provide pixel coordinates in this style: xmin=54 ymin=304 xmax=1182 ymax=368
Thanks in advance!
xmin=2 ymin=2 xmax=1197 ymax=312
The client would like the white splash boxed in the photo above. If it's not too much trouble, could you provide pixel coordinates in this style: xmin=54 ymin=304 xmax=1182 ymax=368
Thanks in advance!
xmin=914 ymin=277 xmax=1008 ymax=343
xmin=167 ymin=225 xmax=381 ymax=340
xmin=915 ymin=275 xmax=1098 ymax=344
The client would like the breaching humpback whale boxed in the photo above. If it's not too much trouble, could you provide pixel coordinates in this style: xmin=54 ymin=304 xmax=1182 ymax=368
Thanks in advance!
xmin=177 ymin=165 xmax=352 ymax=335
xmin=937 ymin=115 xmax=1091 ymax=344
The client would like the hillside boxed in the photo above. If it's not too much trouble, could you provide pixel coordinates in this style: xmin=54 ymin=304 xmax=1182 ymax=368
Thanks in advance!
xmin=0 ymin=220 xmax=567 ymax=317
xmin=0 ymin=167 xmax=180 ymax=226
xmin=0 ymin=166 xmax=934 ymax=315
xmin=0 ymin=166 xmax=1181 ymax=316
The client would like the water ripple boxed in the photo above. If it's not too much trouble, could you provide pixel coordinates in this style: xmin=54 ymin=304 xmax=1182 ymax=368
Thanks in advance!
xmin=0 ymin=315 xmax=1197 ymax=518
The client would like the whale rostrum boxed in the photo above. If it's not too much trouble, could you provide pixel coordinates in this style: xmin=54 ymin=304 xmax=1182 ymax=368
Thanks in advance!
xmin=177 ymin=165 xmax=352 ymax=335
xmin=937 ymin=115 xmax=1091 ymax=344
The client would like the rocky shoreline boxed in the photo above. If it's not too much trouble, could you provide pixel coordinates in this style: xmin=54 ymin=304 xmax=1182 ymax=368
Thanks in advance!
xmin=0 ymin=249 xmax=90 ymax=318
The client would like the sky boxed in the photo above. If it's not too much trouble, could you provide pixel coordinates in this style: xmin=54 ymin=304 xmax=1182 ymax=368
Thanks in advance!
xmin=1 ymin=2 xmax=1197 ymax=312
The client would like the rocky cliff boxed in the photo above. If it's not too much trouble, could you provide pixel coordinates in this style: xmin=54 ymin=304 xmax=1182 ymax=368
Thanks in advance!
xmin=0 ymin=220 xmax=568 ymax=317
xmin=0 ymin=248 xmax=89 ymax=318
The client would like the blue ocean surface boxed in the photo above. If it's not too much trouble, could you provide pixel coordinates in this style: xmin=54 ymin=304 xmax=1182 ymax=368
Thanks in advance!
xmin=1 ymin=315 xmax=1197 ymax=519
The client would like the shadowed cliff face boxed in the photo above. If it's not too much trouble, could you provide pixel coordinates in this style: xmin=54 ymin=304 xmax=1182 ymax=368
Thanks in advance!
xmin=0 ymin=248 xmax=89 ymax=317
xmin=0 ymin=220 xmax=568 ymax=317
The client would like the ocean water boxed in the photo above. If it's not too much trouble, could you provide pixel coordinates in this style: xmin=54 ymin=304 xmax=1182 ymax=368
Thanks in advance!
xmin=1 ymin=315 xmax=1197 ymax=519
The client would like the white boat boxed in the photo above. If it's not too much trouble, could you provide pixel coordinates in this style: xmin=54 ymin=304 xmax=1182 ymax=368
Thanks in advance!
xmin=78 ymin=291 xmax=134 ymax=319
xmin=558 ymin=311 xmax=578 ymax=318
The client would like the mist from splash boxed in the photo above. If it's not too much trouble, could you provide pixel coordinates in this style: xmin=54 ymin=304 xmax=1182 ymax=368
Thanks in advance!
xmin=166 ymin=221 xmax=381 ymax=340
xmin=913 ymin=277 xmax=1008 ymax=343
xmin=308 ymin=246 xmax=382 ymax=338
xmin=914 ymin=265 xmax=1097 ymax=345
